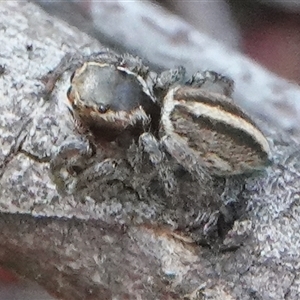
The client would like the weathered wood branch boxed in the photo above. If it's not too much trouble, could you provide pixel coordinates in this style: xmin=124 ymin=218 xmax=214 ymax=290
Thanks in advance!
xmin=1 ymin=1 xmax=300 ymax=299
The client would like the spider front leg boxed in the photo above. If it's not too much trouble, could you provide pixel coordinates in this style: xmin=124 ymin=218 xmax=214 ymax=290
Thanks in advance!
xmin=138 ymin=132 xmax=178 ymax=195
xmin=50 ymin=139 xmax=127 ymax=196
xmin=160 ymin=134 xmax=211 ymax=185
xmin=187 ymin=70 xmax=234 ymax=97
xmin=41 ymin=53 xmax=84 ymax=99
xmin=154 ymin=66 xmax=186 ymax=93
xmin=50 ymin=139 xmax=95 ymax=195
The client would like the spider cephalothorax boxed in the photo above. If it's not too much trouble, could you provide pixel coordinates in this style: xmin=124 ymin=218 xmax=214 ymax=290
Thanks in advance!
xmin=66 ymin=52 xmax=161 ymax=143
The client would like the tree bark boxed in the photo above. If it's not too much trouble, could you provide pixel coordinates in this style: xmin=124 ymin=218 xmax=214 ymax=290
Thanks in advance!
xmin=1 ymin=1 xmax=300 ymax=299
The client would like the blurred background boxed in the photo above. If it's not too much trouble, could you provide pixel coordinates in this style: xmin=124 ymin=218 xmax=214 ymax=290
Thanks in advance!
xmin=34 ymin=0 xmax=300 ymax=84
xmin=2 ymin=0 xmax=300 ymax=298
xmin=162 ymin=0 xmax=300 ymax=83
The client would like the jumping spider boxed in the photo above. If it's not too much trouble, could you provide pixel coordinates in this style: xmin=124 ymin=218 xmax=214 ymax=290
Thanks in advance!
xmin=48 ymin=50 xmax=271 ymax=242
xmin=49 ymin=50 xmax=270 ymax=186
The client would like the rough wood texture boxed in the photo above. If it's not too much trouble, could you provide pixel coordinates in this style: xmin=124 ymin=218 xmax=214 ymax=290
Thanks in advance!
xmin=1 ymin=1 xmax=300 ymax=299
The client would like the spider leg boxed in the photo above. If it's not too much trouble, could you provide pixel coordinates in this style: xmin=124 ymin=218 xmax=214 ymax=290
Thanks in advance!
xmin=187 ymin=70 xmax=234 ymax=97
xmin=138 ymin=132 xmax=177 ymax=195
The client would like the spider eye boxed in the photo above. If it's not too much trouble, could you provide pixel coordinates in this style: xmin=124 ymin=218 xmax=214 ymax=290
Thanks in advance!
xmin=98 ymin=104 xmax=109 ymax=113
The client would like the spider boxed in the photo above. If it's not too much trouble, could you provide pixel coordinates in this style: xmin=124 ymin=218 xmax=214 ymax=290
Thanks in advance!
xmin=46 ymin=50 xmax=271 ymax=243
xmin=49 ymin=50 xmax=270 ymax=191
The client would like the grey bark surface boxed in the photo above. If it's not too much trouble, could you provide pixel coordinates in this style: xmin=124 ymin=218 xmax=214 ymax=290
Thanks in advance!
xmin=1 ymin=1 xmax=300 ymax=299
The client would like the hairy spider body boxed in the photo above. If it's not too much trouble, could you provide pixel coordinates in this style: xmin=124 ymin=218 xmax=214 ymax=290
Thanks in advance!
xmin=48 ymin=50 xmax=271 ymax=243
xmin=62 ymin=51 xmax=271 ymax=177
